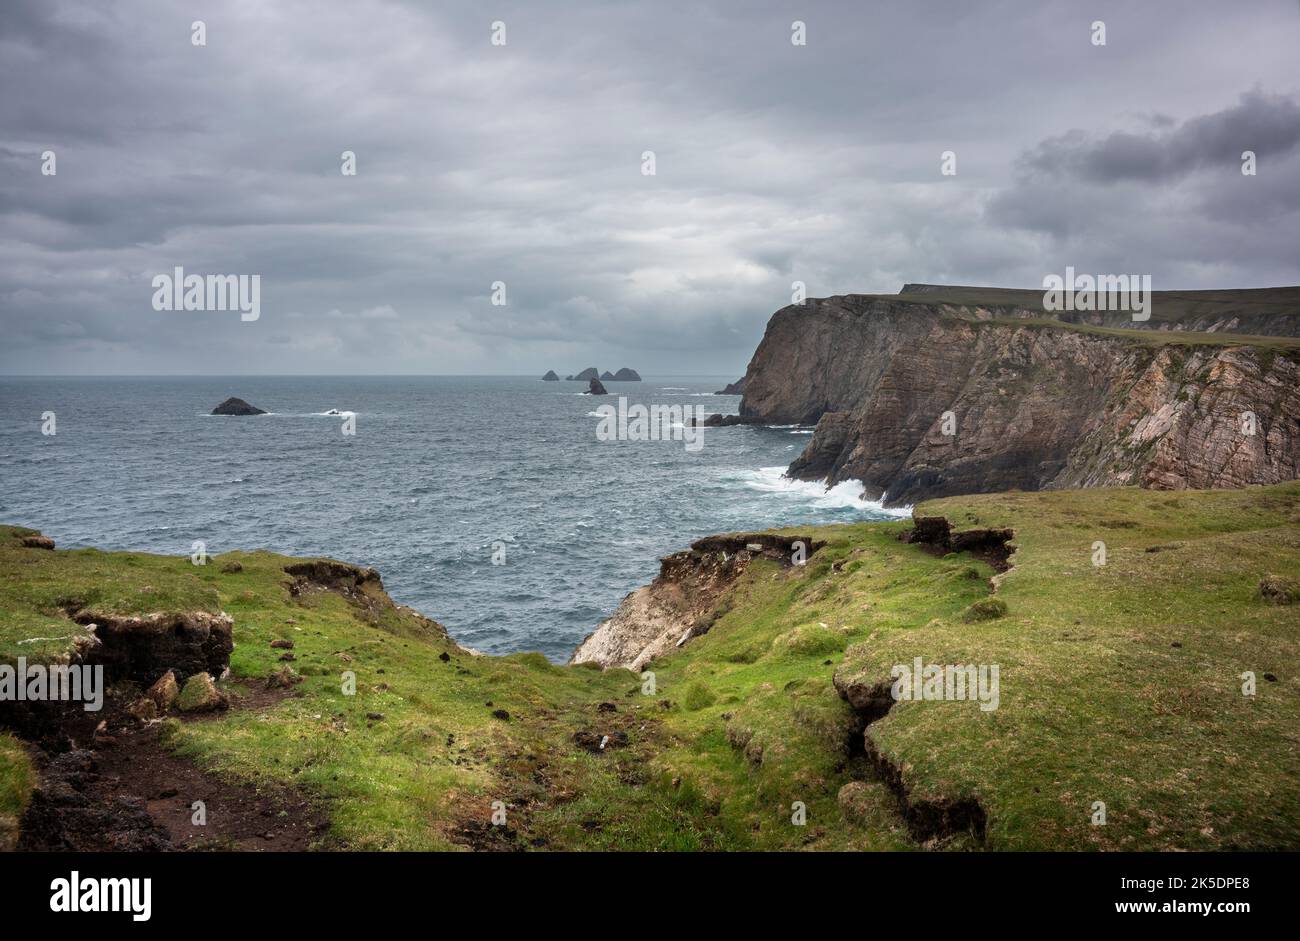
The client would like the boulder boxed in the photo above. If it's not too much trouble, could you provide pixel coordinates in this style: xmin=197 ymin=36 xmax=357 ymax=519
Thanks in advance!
xmin=612 ymin=367 xmax=642 ymax=381
xmin=211 ymin=397 xmax=267 ymax=416
xmin=587 ymin=378 xmax=609 ymax=396
xmin=127 ymin=697 xmax=158 ymax=722
xmin=177 ymin=672 xmax=229 ymax=712
xmin=146 ymin=670 xmax=180 ymax=712
xmin=541 ymin=370 xmax=560 ymax=381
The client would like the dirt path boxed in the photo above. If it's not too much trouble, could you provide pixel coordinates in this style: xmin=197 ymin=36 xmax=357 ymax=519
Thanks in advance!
xmin=15 ymin=684 xmax=330 ymax=852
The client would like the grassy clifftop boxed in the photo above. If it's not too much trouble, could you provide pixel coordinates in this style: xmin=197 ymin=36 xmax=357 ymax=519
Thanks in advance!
xmin=2 ymin=482 xmax=1298 ymax=850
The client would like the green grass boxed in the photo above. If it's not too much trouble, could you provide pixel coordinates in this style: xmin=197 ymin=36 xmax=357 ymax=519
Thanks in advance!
xmin=0 ymin=732 xmax=33 ymax=851
xmin=2 ymin=481 xmax=1298 ymax=851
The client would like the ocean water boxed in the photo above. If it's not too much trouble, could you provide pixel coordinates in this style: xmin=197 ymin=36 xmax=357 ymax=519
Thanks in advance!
xmin=0 ymin=376 xmax=906 ymax=661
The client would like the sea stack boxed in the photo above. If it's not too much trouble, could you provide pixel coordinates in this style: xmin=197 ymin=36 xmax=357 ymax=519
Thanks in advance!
xmin=211 ymin=397 xmax=267 ymax=416
xmin=612 ymin=367 xmax=642 ymax=381
xmin=568 ymin=367 xmax=600 ymax=381
xmin=542 ymin=370 xmax=560 ymax=381
xmin=600 ymin=370 xmax=616 ymax=381
xmin=588 ymin=378 xmax=609 ymax=395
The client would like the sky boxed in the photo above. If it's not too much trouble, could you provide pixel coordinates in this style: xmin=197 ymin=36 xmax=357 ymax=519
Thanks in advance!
xmin=1 ymin=0 xmax=1298 ymax=376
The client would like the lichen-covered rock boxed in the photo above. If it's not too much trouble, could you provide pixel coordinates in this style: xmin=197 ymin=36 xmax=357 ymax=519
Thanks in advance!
xmin=177 ymin=672 xmax=229 ymax=712
xmin=145 ymin=670 xmax=179 ymax=712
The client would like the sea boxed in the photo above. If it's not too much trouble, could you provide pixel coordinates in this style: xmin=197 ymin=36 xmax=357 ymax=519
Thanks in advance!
xmin=0 ymin=376 xmax=906 ymax=661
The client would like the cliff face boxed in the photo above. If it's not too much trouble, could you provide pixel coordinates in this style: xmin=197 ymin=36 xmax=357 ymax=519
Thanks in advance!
xmin=732 ymin=291 xmax=1300 ymax=505
xmin=570 ymin=533 xmax=823 ymax=670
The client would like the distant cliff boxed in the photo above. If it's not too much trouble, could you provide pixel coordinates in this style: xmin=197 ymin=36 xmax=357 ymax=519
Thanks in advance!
xmin=729 ymin=287 xmax=1300 ymax=505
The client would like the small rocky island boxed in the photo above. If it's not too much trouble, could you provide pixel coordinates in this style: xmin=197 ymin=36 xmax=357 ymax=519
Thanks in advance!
xmin=587 ymin=378 xmax=608 ymax=395
xmin=211 ymin=397 xmax=267 ymax=416
xmin=541 ymin=370 xmax=560 ymax=381
xmin=561 ymin=366 xmax=641 ymax=381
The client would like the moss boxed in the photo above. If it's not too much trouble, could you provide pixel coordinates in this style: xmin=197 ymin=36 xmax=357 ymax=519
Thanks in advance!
xmin=961 ymin=597 xmax=1008 ymax=622
xmin=683 ymin=682 xmax=717 ymax=711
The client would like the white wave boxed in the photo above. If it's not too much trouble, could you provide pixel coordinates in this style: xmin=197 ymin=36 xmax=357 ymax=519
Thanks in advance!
xmin=733 ymin=466 xmax=912 ymax=515
xmin=314 ymin=409 xmax=355 ymax=417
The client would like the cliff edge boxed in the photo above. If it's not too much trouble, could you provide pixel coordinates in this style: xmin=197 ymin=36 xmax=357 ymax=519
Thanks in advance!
xmin=726 ymin=287 xmax=1300 ymax=505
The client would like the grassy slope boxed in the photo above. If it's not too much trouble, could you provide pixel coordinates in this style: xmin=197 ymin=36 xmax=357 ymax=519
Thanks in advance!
xmin=871 ymin=285 xmax=1300 ymax=351
xmin=894 ymin=284 xmax=1300 ymax=328
xmin=1 ymin=481 xmax=1297 ymax=851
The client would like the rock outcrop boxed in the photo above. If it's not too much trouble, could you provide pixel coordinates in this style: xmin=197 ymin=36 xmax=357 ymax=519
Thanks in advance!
xmin=541 ymin=370 xmax=560 ymax=381
xmin=211 ymin=397 xmax=267 ymax=416
xmin=726 ymin=289 xmax=1300 ymax=505
xmin=600 ymin=370 xmax=616 ymax=381
xmin=612 ymin=368 xmax=642 ymax=381
xmin=587 ymin=378 xmax=608 ymax=395
xmin=571 ymin=533 xmax=824 ymax=670
xmin=567 ymin=367 xmax=599 ymax=381
xmin=714 ymin=377 xmax=745 ymax=395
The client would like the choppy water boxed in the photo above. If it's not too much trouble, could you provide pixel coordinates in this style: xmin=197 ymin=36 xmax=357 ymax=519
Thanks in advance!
xmin=0 ymin=376 xmax=905 ymax=660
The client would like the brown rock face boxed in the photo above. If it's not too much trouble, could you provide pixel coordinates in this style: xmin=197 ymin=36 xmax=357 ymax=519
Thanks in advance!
xmin=730 ymin=292 xmax=1300 ymax=505
xmin=570 ymin=533 xmax=825 ymax=669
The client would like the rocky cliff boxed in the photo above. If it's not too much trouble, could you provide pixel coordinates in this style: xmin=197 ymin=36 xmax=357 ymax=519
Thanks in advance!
xmin=727 ymin=287 xmax=1300 ymax=505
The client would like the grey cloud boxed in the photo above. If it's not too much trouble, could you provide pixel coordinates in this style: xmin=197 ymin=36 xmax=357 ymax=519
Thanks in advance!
xmin=1018 ymin=90 xmax=1300 ymax=183
xmin=1 ymin=0 xmax=1298 ymax=376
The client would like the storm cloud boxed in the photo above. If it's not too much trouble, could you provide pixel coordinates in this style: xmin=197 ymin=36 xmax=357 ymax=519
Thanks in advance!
xmin=1 ymin=0 xmax=1297 ymax=375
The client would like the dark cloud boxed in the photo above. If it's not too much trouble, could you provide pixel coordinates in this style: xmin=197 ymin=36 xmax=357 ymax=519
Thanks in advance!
xmin=1017 ymin=91 xmax=1300 ymax=183
xmin=1 ymin=0 xmax=1298 ymax=375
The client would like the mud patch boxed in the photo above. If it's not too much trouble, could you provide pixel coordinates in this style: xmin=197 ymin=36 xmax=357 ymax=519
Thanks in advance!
xmin=15 ymin=683 xmax=327 ymax=851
